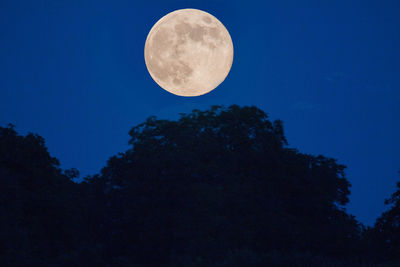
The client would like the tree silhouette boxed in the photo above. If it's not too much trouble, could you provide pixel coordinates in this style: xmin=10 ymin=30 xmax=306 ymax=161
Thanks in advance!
xmin=0 ymin=124 xmax=88 ymax=265
xmin=365 ymin=171 xmax=400 ymax=263
xmin=1 ymin=105 xmax=385 ymax=266
xmin=98 ymin=105 xmax=363 ymax=265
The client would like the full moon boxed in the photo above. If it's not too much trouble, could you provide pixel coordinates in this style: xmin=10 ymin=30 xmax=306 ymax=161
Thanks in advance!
xmin=144 ymin=9 xmax=234 ymax=97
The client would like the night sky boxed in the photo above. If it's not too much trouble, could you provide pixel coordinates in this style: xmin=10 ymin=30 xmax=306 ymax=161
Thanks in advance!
xmin=1 ymin=0 xmax=399 ymax=226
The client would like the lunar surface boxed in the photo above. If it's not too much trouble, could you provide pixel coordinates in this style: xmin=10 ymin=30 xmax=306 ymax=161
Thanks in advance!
xmin=144 ymin=9 xmax=234 ymax=96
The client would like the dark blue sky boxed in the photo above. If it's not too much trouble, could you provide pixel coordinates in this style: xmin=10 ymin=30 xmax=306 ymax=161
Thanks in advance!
xmin=1 ymin=0 xmax=399 ymax=226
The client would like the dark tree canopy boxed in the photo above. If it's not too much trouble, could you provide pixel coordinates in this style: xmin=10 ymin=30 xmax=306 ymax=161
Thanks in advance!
xmin=364 ymin=175 xmax=400 ymax=262
xmin=1 ymin=105 xmax=396 ymax=266
xmin=0 ymin=124 xmax=84 ymax=265
xmin=98 ymin=105 xmax=362 ymax=265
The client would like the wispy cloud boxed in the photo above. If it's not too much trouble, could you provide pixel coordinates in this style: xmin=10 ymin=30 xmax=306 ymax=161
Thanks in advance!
xmin=324 ymin=72 xmax=345 ymax=83
xmin=291 ymin=102 xmax=316 ymax=111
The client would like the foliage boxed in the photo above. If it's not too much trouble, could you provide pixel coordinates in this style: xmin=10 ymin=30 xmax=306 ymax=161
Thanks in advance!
xmin=98 ymin=105 xmax=362 ymax=264
xmin=364 ymin=173 xmax=400 ymax=263
xmin=1 ymin=105 xmax=395 ymax=266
